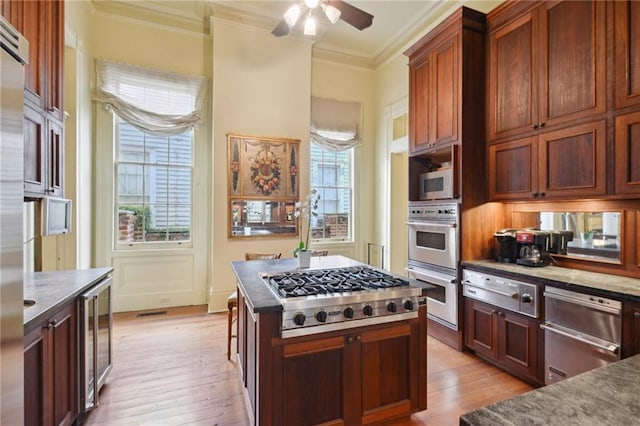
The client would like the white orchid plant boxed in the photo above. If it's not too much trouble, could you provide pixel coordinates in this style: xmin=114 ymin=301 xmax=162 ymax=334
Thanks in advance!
xmin=293 ymin=189 xmax=320 ymax=257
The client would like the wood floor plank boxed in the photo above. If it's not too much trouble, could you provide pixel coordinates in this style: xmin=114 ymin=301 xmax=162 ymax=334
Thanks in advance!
xmin=83 ymin=305 xmax=532 ymax=426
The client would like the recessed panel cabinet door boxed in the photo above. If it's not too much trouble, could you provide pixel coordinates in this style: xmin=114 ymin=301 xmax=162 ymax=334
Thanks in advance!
xmin=409 ymin=53 xmax=432 ymax=154
xmin=539 ymin=0 xmax=606 ymax=127
xmin=614 ymin=0 xmax=640 ymax=109
xmin=539 ymin=121 xmax=606 ymax=198
xmin=488 ymin=12 xmax=536 ymax=141
xmin=432 ymin=34 xmax=459 ymax=146
xmin=489 ymin=137 xmax=537 ymax=200
xmin=498 ymin=310 xmax=540 ymax=382
xmin=465 ymin=299 xmax=498 ymax=359
xmin=51 ymin=305 xmax=77 ymax=426
xmin=615 ymin=112 xmax=640 ymax=196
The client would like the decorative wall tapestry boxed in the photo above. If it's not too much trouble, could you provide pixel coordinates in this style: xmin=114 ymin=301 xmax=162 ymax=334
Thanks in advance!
xmin=227 ymin=134 xmax=300 ymax=198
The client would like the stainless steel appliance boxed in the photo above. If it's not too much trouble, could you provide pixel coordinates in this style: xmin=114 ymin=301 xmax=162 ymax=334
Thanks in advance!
xmin=541 ymin=286 xmax=621 ymax=385
xmin=407 ymin=202 xmax=459 ymax=329
xmin=0 ymin=16 xmax=28 ymax=425
xmin=263 ymin=266 xmax=421 ymax=338
xmin=419 ymin=168 xmax=453 ymax=200
xmin=462 ymin=270 xmax=539 ymax=318
xmin=515 ymin=230 xmax=551 ymax=267
xmin=79 ymin=276 xmax=113 ymax=412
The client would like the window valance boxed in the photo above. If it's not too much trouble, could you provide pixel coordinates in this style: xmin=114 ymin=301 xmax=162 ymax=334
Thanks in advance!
xmin=310 ymin=97 xmax=362 ymax=151
xmin=95 ymin=59 xmax=207 ymax=137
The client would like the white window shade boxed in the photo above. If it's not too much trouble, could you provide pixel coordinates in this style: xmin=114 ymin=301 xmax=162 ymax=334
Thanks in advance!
xmin=95 ymin=59 xmax=207 ymax=137
xmin=310 ymin=97 xmax=362 ymax=151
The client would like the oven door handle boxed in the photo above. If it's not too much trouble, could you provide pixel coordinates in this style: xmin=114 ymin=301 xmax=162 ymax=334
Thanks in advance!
xmin=406 ymin=221 xmax=457 ymax=228
xmin=406 ymin=267 xmax=455 ymax=287
xmin=463 ymin=282 xmax=518 ymax=299
xmin=540 ymin=323 xmax=619 ymax=354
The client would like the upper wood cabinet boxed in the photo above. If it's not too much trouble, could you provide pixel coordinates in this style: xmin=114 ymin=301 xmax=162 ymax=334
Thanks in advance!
xmin=2 ymin=0 xmax=65 ymax=198
xmin=614 ymin=1 xmax=640 ymax=110
xmin=489 ymin=121 xmax=606 ymax=200
xmin=405 ymin=7 xmax=486 ymax=156
xmin=488 ymin=1 xmax=606 ymax=142
xmin=614 ymin=111 xmax=640 ymax=196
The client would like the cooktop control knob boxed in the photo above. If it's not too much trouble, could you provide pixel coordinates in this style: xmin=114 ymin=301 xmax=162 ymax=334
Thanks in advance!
xmin=404 ymin=300 xmax=414 ymax=311
xmin=387 ymin=302 xmax=397 ymax=313
xmin=521 ymin=294 xmax=533 ymax=304
xmin=293 ymin=313 xmax=306 ymax=326
xmin=363 ymin=305 xmax=374 ymax=316
xmin=343 ymin=307 xmax=354 ymax=319
xmin=316 ymin=311 xmax=328 ymax=323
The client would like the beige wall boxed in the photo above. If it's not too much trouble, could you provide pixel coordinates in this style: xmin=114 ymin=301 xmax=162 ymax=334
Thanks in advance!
xmin=209 ymin=19 xmax=313 ymax=312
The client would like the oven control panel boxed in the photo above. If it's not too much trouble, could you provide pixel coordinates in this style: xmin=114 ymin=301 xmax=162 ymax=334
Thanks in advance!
xmin=462 ymin=269 xmax=539 ymax=318
xmin=408 ymin=203 xmax=458 ymax=221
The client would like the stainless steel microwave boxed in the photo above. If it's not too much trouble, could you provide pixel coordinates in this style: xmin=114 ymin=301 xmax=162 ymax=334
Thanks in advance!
xmin=419 ymin=169 xmax=453 ymax=200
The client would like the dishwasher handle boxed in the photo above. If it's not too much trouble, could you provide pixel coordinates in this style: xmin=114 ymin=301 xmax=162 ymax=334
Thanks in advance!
xmin=540 ymin=323 xmax=619 ymax=354
xmin=543 ymin=290 xmax=621 ymax=315
xmin=464 ymin=281 xmax=518 ymax=299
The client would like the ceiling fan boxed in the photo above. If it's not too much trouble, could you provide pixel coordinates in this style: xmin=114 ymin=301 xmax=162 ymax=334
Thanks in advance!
xmin=272 ymin=0 xmax=374 ymax=37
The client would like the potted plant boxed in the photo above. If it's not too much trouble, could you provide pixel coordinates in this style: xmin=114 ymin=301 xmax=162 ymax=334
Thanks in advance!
xmin=293 ymin=189 xmax=320 ymax=268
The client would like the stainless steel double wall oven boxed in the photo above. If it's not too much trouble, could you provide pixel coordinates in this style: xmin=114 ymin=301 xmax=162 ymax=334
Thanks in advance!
xmin=406 ymin=202 xmax=459 ymax=329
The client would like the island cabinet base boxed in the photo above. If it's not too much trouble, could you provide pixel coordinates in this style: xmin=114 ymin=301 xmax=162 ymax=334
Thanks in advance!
xmin=237 ymin=288 xmax=427 ymax=426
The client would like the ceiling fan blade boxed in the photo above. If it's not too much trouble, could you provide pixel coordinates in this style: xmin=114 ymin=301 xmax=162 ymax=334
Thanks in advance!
xmin=328 ymin=0 xmax=374 ymax=31
xmin=272 ymin=19 xmax=290 ymax=37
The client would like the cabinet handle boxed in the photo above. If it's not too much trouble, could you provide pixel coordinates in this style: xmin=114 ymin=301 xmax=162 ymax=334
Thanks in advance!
xmin=539 ymin=192 xmax=546 ymax=197
xmin=498 ymin=311 xmax=505 ymax=317
xmin=346 ymin=335 xmax=362 ymax=343
xmin=532 ymin=124 xmax=539 ymax=129
xmin=539 ymin=122 xmax=545 ymax=128
xmin=532 ymin=192 xmax=539 ymax=198
xmin=45 ymin=320 xmax=58 ymax=330
xmin=634 ymin=312 xmax=640 ymax=319
xmin=491 ymin=310 xmax=497 ymax=315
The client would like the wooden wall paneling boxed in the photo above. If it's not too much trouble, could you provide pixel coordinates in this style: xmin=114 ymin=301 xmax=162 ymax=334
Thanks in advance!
xmin=614 ymin=0 xmax=640 ymax=109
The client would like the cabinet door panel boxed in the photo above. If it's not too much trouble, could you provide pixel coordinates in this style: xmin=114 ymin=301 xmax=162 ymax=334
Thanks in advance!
xmin=540 ymin=1 xmax=606 ymax=125
xmin=283 ymin=337 xmax=346 ymax=426
xmin=615 ymin=111 xmax=640 ymax=195
xmin=47 ymin=119 xmax=64 ymax=197
xmin=361 ymin=326 xmax=411 ymax=418
xmin=614 ymin=1 xmax=640 ymax=109
xmin=539 ymin=121 xmax=606 ymax=197
xmin=465 ymin=299 xmax=498 ymax=358
xmin=499 ymin=312 xmax=538 ymax=381
xmin=410 ymin=54 xmax=432 ymax=154
xmin=24 ymin=327 xmax=47 ymax=426
xmin=51 ymin=306 xmax=77 ymax=426
xmin=44 ymin=0 xmax=64 ymax=117
xmin=24 ymin=105 xmax=46 ymax=196
xmin=432 ymin=35 xmax=459 ymax=146
xmin=489 ymin=137 xmax=537 ymax=200
xmin=489 ymin=12 xmax=536 ymax=140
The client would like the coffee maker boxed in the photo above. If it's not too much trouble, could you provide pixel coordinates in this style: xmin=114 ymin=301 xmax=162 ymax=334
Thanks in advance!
xmin=493 ymin=228 xmax=519 ymax=263
xmin=549 ymin=230 xmax=574 ymax=255
xmin=515 ymin=230 xmax=551 ymax=267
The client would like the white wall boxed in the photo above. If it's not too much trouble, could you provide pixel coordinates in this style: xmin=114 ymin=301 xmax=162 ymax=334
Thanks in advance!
xmin=209 ymin=18 xmax=313 ymax=312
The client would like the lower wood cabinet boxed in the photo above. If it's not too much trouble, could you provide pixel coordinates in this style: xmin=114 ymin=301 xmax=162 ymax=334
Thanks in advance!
xmin=236 ymin=286 xmax=427 ymax=426
xmin=24 ymin=301 xmax=78 ymax=426
xmin=622 ymin=300 xmax=640 ymax=358
xmin=465 ymin=298 xmax=543 ymax=386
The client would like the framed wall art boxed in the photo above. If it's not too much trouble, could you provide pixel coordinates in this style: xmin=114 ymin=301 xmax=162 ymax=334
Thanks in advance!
xmin=227 ymin=133 xmax=300 ymax=239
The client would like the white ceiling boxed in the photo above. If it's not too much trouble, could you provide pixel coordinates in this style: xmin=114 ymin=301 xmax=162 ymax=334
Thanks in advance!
xmin=92 ymin=0 xmax=474 ymax=68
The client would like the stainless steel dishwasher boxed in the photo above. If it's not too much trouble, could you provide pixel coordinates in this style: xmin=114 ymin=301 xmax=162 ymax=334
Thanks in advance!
xmin=542 ymin=286 xmax=621 ymax=385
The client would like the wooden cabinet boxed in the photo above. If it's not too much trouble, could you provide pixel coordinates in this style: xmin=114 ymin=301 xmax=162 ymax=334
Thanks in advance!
xmin=465 ymin=298 xmax=542 ymax=385
xmin=236 ymin=287 xmax=427 ymax=426
xmin=489 ymin=121 xmax=606 ymax=200
xmin=280 ymin=321 xmax=425 ymax=425
xmin=24 ymin=302 xmax=78 ymax=426
xmin=614 ymin=1 xmax=640 ymax=110
xmin=2 ymin=0 xmax=65 ymax=198
xmin=614 ymin=112 xmax=640 ymax=195
xmin=488 ymin=1 xmax=606 ymax=142
xmin=622 ymin=301 xmax=640 ymax=358
xmin=405 ymin=6 xmax=485 ymax=157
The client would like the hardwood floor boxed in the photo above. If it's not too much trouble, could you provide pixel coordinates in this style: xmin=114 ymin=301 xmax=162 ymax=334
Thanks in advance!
xmin=83 ymin=305 xmax=532 ymax=426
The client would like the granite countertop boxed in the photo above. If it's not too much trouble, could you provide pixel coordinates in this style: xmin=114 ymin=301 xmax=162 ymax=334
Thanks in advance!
xmin=460 ymin=354 xmax=640 ymax=425
xmin=463 ymin=260 xmax=640 ymax=301
xmin=231 ymin=255 xmax=430 ymax=313
xmin=23 ymin=267 xmax=114 ymax=331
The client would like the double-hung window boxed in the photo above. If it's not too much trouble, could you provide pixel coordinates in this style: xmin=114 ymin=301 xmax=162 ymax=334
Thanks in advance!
xmin=309 ymin=97 xmax=361 ymax=243
xmin=95 ymin=59 xmax=206 ymax=247
xmin=310 ymin=144 xmax=353 ymax=242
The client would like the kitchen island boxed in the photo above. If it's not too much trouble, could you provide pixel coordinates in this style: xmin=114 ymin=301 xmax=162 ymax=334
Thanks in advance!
xmin=460 ymin=354 xmax=640 ymax=425
xmin=231 ymin=255 xmax=428 ymax=426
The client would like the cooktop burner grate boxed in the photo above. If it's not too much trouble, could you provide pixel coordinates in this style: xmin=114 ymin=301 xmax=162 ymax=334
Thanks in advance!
xmin=266 ymin=266 xmax=409 ymax=298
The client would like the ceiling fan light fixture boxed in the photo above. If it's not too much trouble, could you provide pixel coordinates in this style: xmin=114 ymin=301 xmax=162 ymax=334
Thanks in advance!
xmin=304 ymin=0 xmax=320 ymax=9
xmin=322 ymin=4 xmax=341 ymax=24
xmin=284 ymin=4 xmax=301 ymax=27
xmin=304 ymin=13 xmax=316 ymax=36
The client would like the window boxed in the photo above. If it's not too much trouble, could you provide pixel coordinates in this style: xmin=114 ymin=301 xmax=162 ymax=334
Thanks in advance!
xmin=310 ymin=144 xmax=353 ymax=242
xmin=116 ymin=120 xmax=193 ymax=244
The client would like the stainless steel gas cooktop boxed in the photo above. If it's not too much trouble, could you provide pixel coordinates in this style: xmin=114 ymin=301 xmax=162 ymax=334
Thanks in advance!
xmin=262 ymin=266 xmax=422 ymax=338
